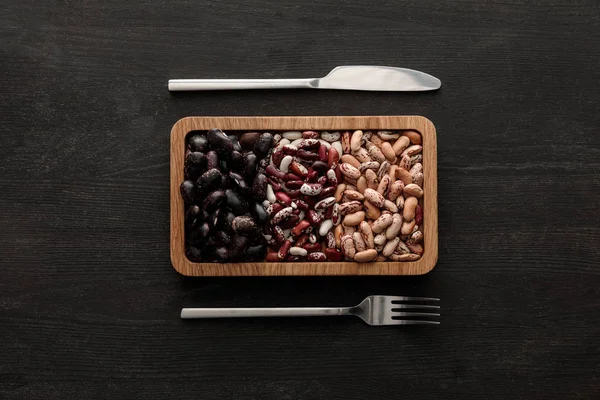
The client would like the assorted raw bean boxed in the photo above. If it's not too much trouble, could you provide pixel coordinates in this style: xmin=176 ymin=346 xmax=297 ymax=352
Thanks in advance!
xmin=181 ymin=129 xmax=425 ymax=263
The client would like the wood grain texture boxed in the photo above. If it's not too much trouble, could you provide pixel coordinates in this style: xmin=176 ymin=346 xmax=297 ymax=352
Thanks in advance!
xmin=2 ymin=0 xmax=600 ymax=399
xmin=171 ymin=116 xmax=438 ymax=276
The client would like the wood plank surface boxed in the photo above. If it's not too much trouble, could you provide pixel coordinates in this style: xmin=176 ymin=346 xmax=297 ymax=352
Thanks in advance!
xmin=170 ymin=116 xmax=438 ymax=276
xmin=1 ymin=0 xmax=599 ymax=399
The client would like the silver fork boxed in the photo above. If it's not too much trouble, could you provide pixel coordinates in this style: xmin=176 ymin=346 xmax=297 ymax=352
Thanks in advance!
xmin=181 ymin=295 xmax=440 ymax=326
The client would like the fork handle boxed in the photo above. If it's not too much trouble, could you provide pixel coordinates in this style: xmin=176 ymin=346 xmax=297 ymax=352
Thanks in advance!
xmin=181 ymin=307 xmax=352 ymax=319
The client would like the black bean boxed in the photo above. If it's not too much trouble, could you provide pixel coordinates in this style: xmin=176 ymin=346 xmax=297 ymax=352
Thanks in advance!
xmin=206 ymin=150 xmax=219 ymax=170
xmin=202 ymin=190 xmax=226 ymax=212
xmin=214 ymin=231 xmax=232 ymax=246
xmin=225 ymin=189 xmax=249 ymax=215
xmin=253 ymin=132 xmax=273 ymax=159
xmin=228 ymin=135 xmax=242 ymax=152
xmin=229 ymin=151 xmax=244 ymax=173
xmin=207 ymin=128 xmax=234 ymax=156
xmin=247 ymin=245 xmax=267 ymax=261
xmin=180 ymin=180 xmax=196 ymax=204
xmin=249 ymin=202 xmax=268 ymax=225
xmin=218 ymin=210 xmax=236 ymax=234
xmin=243 ymin=152 xmax=258 ymax=181
xmin=251 ymin=173 xmax=268 ymax=199
xmin=185 ymin=205 xmax=201 ymax=228
xmin=187 ymin=222 xmax=210 ymax=246
xmin=207 ymin=207 xmax=221 ymax=229
xmin=184 ymin=151 xmax=208 ymax=179
xmin=187 ymin=132 xmax=208 ymax=152
xmin=197 ymin=168 xmax=222 ymax=192
xmin=186 ymin=246 xmax=203 ymax=262
xmin=213 ymin=247 xmax=229 ymax=262
xmin=229 ymin=172 xmax=250 ymax=193
xmin=229 ymin=235 xmax=248 ymax=261
xmin=197 ymin=222 xmax=211 ymax=240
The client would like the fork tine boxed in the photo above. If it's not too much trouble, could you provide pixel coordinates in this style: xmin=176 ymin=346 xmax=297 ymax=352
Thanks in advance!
xmin=391 ymin=312 xmax=440 ymax=317
xmin=389 ymin=320 xmax=440 ymax=325
xmin=390 ymin=304 xmax=440 ymax=310
xmin=386 ymin=296 xmax=440 ymax=302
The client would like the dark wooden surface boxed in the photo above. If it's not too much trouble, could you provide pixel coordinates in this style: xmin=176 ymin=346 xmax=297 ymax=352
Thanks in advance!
xmin=2 ymin=0 xmax=599 ymax=399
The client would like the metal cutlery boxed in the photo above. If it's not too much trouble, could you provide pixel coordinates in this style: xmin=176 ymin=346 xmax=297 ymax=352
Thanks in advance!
xmin=168 ymin=65 xmax=441 ymax=92
xmin=181 ymin=295 xmax=440 ymax=326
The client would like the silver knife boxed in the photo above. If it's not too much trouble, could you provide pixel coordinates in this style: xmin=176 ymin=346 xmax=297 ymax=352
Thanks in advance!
xmin=168 ymin=65 xmax=441 ymax=92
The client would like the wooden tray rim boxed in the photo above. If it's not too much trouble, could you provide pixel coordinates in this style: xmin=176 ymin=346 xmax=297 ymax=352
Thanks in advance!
xmin=170 ymin=116 xmax=438 ymax=276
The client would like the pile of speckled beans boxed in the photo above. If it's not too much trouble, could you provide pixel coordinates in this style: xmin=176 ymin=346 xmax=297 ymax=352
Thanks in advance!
xmin=181 ymin=129 xmax=425 ymax=263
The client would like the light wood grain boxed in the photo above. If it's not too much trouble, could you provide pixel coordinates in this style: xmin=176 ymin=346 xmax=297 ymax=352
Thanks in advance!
xmin=171 ymin=116 xmax=438 ymax=276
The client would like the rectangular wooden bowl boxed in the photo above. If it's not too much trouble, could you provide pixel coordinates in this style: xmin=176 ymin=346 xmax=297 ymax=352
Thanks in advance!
xmin=171 ymin=116 xmax=438 ymax=276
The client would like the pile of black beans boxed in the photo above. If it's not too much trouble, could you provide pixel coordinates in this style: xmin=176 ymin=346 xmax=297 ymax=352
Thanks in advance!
xmin=181 ymin=129 xmax=273 ymax=262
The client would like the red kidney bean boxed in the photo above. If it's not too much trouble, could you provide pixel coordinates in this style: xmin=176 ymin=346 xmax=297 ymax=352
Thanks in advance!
xmin=300 ymin=182 xmax=322 ymax=196
xmin=288 ymin=189 xmax=302 ymax=199
xmin=285 ymin=180 xmax=304 ymax=190
xmin=271 ymin=149 xmax=284 ymax=167
xmin=415 ymin=205 xmax=423 ymax=225
xmin=291 ymin=220 xmax=311 ymax=237
xmin=306 ymin=209 xmax=323 ymax=226
xmin=282 ymin=145 xmax=298 ymax=156
xmin=297 ymin=139 xmax=320 ymax=151
xmin=306 ymin=169 xmax=318 ymax=183
xmin=278 ymin=240 xmax=292 ymax=259
xmin=303 ymin=242 xmax=322 ymax=253
xmin=302 ymin=131 xmax=319 ymax=139
xmin=314 ymin=196 xmax=336 ymax=210
xmin=272 ymin=225 xmax=286 ymax=244
xmin=294 ymin=233 xmax=309 ymax=247
xmin=275 ymin=192 xmax=292 ymax=205
xmin=326 ymin=169 xmax=338 ymax=186
xmin=328 ymin=148 xmax=339 ymax=168
xmin=266 ymin=250 xmax=279 ymax=262
xmin=295 ymin=199 xmax=309 ymax=211
xmin=266 ymin=164 xmax=285 ymax=180
xmin=279 ymin=215 xmax=300 ymax=229
xmin=283 ymin=173 xmax=301 ymax=182
xmin=292 ymin=209 xmax=300 ymax=215
xmin=318 ymin=187 xmax=336 ymax=200
xmin=318 ymin=144 xmax=328 ymax=162
xmin=290 ymin=162 xmax=308 ymax=178
xmin=334 ymin=165 xmax=343 ymax=184
xmin=296 ymin=149 xmax=319 ymax=161
xmin=324 ymin=248 xmax=344 ymax=261
xmin=271 ymin=206 xmax=294 ymax=225
xmin=307 ymin=252 xmax=327 ymax=261
xmin=324 ymin=206 xmax=333 ymax=219
xmin=268 ymin=202 xmax=283 ymax=217
xmin=304 ymin=196 xmax=317 ymax=209
xmin=267 ymin=178 xmax=282 ymax=191
xmin=331 ymin=203 xmax=341 ymax=226
xmin=311 ymin=161 xmax=329 ymax=173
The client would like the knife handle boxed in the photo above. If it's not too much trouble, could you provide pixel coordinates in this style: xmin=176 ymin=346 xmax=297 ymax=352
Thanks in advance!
xmin=168 ymin=78 xmax=315 ymax=91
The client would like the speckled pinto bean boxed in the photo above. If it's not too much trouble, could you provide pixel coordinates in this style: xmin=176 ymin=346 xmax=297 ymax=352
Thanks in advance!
xmin=328 ymin=129 xmax=425 ymax=262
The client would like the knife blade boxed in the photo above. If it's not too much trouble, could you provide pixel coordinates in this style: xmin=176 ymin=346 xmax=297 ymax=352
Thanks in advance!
xmin=168 ymin=65 xmax=441 ymax=92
